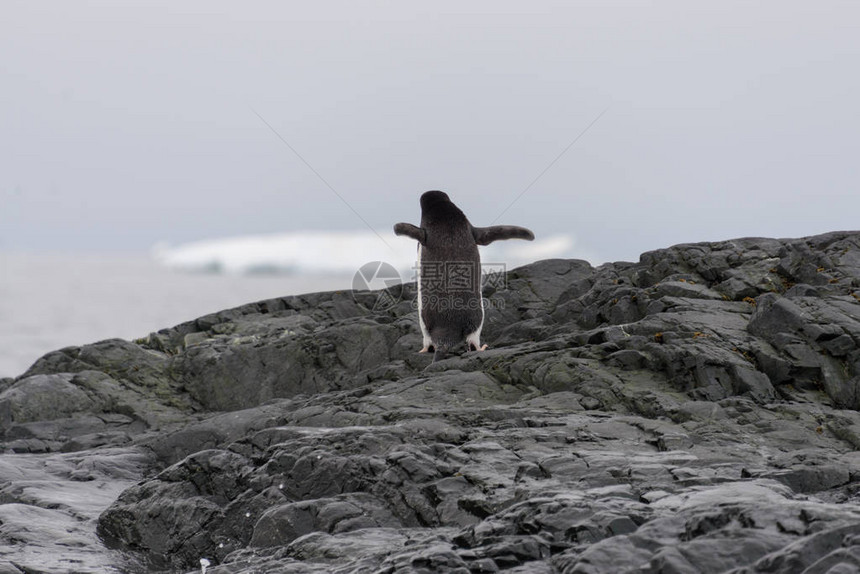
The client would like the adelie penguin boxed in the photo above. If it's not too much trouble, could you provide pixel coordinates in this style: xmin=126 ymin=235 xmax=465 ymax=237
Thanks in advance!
xmin=394 ymin=190 xmax=535 ymax=363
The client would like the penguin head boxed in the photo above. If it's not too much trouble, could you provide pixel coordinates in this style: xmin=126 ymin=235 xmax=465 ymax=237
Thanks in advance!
xmin=420 ymin=190 xmax=451 ymax=210
xmin=419 ymin=190 xmax=468 ymax=227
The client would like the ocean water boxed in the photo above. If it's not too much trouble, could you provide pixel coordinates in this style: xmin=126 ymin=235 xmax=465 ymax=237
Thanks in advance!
xmin=0 ymin=252 xmax=353 ymax=378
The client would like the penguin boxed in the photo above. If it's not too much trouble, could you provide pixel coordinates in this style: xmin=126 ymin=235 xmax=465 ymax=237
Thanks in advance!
xmin=394 ymin=190 xmax=535 ymax=362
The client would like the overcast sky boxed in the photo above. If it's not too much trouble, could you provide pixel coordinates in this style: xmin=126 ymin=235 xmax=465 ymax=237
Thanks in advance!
xmin=2 ymin=1 xmax=858 ymax=263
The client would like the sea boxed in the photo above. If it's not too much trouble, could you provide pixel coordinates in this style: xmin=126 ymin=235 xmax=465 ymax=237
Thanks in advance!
xmin=0 ymin=251 xmax=353 ymax=378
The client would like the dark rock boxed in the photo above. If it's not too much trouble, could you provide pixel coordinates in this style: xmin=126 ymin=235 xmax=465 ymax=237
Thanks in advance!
xmin=3 ymin=231 xmax=860 ymax=572
xmin=250 ymin=493 xmax=402 ymax=547
xmin=0 ymin=370 xmax=183 ymax=452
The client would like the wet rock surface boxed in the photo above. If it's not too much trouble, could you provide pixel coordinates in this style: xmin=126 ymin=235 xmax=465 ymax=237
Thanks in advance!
xmin=3 ymin=230 xmax=860 ymax=573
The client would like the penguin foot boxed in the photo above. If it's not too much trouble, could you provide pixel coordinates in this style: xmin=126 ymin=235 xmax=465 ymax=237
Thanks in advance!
xmin=419 ymin=345 xmax=435 ymax=354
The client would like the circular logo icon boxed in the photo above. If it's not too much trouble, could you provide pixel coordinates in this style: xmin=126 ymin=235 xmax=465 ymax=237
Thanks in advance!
xmin=352 ymin=261 xmax=402 ymax=311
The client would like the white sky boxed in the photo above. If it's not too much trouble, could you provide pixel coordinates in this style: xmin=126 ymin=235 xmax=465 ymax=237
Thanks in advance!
xmin=2 ymin=1 xmax=858 ymax=263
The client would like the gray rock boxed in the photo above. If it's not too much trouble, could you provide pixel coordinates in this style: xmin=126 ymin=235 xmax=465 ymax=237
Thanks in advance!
xmin=0 ymin=447 xmax=151 ymax=573
xmin=250 ymin=493 xmax=401 ymax=547
xmin=2 ymin=231 xmax=860 ymax=572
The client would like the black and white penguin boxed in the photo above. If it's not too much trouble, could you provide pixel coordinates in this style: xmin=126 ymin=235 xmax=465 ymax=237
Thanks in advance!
xmin=394 ymin=190 xmax=534 ymax=362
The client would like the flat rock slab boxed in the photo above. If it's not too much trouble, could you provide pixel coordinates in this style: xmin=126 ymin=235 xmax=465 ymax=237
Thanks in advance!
xmin=0 ymin=447 xmax=152 ymax=573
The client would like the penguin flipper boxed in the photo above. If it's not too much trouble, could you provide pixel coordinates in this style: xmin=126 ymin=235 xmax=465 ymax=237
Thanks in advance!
xmin=394 ymin=222 xmax=427 ymax=245
xmin=472 ymin=225 xmax=535 ymax=245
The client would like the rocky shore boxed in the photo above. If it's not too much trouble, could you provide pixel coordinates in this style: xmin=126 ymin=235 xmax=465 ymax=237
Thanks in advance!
xmin=3 ymin=230 xmax=860 ymax=573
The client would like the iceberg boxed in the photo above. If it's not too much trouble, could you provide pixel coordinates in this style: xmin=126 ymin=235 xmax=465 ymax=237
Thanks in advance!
xmin=151 ymin=230 xmax=578 ymax=276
